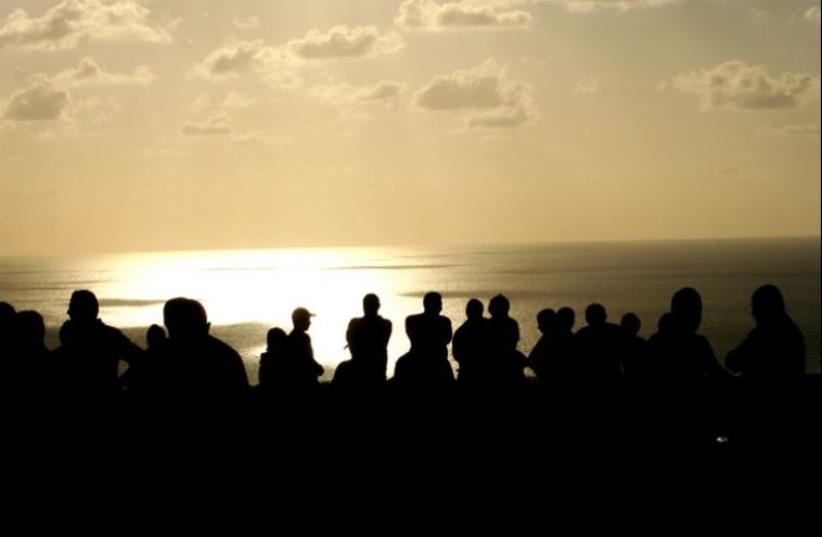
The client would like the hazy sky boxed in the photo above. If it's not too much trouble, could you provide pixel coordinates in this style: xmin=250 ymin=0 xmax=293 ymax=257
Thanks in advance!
xmin=0 ymin=0 xmax=819 ymax=255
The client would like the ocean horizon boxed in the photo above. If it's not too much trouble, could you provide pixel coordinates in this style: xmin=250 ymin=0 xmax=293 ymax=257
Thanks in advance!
xmin=1 ymin=236 xmax=819 ymax=380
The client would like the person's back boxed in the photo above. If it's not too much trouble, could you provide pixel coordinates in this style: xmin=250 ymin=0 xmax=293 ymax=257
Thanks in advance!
xmin=406 ymin=313 xmax=452 ymax=362
xmin=726 ymin=285 xmax=805 ymax=383
xmin=528 ymin=308 xmax=556 ymax=381
xmin=59 ymin=290 xmax=142 ymax=398
xmin=2 ymin=310 xmax=51 ymax=401
xmin=128 ymin=298 xmax=249 ymax=406
xmin=453 ymin=299 xmax=490 ymax=385
xmin=395 ymin=292 xmax=454 ymax=390
xmin=258 ymin=327 xmax=288 ymax=391
xmin=0 ymin=302 xmax=16 ymax=362
xmin=619 ymin=313 xmax=650 ymax=381
xmin=346 ymin=294 xmax=392 ymax=383
xmin=486 ymin=294 xmax=526 ymax=387
xmin=650 ymin=289 xmax=727 ymax=387
xmin=284 ymin=308 xmax=324 ymax=391
xmin=574 ymin=304 xmax=623 ymax=381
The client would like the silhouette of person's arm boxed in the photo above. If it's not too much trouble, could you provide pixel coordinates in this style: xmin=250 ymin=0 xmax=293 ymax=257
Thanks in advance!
xmin=405 ymin=316 xmax=416 ymax=345
xmin=441 ymin=318 xmax=453 ymax=347
xmin=306 ymin=335 xmax=324 ymax=377
xmin=345 ymin=319 xmax=357 ymax=352
xmin=700 ymin=337 xmax=730 ymax=381
xmin=725 ymin=332 xmax=754 ymax=374
xmin=384 ymin=319 xmax=393 ymax=347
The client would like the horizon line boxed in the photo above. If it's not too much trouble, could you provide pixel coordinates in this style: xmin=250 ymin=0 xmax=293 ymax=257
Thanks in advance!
xmin=1 ymin=233 xmax=820 ymax=259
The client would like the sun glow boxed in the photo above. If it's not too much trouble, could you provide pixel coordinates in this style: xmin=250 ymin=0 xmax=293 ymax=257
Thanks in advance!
xmin=98 ymin=248 xmax=416 ymax=378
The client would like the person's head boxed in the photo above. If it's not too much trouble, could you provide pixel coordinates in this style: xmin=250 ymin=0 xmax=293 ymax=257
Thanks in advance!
xmin=671 ymin=287 xmax=702 ymax=334
xmin=488 ymin=294 xmax=510 ymax=318
xmin=14 ymin=311 xmax=45 ymax=348
xmin=68 ymin=290 xmax=99 ymax=324
xmin=751 ymin=284 xmax=786 ymax=327
xmin=465 ymin=298 xmax=484 ymax=320
xmin=0 ymin=302 xmax=16 ymax=325
xmin=363 ymin=294 xmax=380 ymax=317
xmin=585 ymin=303 xmax=607 ymax=327
xmin=163 ymin=298 xmax=209 ymax=341
xmin=266 ymin=327 xmax=288 ymax=351
xmin=537 ymin=308 xmax=556 ymax=334
xmin=292 ymin=307 xmax=314 ymax=331
xmin=146 ymin=324 xmax=167 ymax=349
xmin=422 ymin=292 xmax=442 ymax=315
xmin=621 ymin=313 xmax=641 ymax=336
xmin=557 ymin=307 xmax=575 ymax=333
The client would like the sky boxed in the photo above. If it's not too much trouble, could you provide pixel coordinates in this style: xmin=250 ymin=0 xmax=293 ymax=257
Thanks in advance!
xmin=0 ymin=0 xmax=819 ymax=255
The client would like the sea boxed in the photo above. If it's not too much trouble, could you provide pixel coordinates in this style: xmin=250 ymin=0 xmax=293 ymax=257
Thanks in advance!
xmin=1 ymin=237 xmax=819 ymax=381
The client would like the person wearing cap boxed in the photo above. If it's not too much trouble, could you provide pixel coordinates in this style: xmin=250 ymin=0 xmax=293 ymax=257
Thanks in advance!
xmin=286 ymin=307 xmax=325 ymax=390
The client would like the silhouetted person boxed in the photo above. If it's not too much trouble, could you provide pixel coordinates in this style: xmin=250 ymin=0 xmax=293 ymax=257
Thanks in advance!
xmin=258 ymin=327 xmax=288 ymax=391
xmin=345 ymin=294 xmax=392 ymax=383
xmin=485 ymin=294 xmax=527 ymax=390
xmin=127 ymin=297 xmax=249 ymax=406
xmin=724 ymin=285 xmax=808 ymax=453
xmin=549 ymin=306 xmax=580 ymax=384
xmin=285 ymin=307 xmax=324 ymax=391
xmin=146 ymin=324 xmax=167 ymax=351
xmin=574 ymin=303 xmax=623 ymax=381
xmin=649 ymin=288 xmax=727 ymax=386
xmin=393 ymin=292 xmax=454 ymax=391
xmin=453 ymin=298 xmax=490 ymax=386
xmin=725 ymin=285 xmax=805 ymax=382
xmin=57 ymin=290 xmax=143 ymax=399
xmin=1 ymin=310 xmax=51 ymax=400
xmin=0 ymin=302 xmax=17 ymax=361
xmin=620 ymin=313 xmax=649 ymax=380
xmin=528 ymin=308 xmax=556 ymax=381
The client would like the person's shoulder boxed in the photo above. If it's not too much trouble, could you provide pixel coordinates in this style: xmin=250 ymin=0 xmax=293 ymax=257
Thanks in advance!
xmin=206 ymin=335 xmax=242 ymax=359
xmin=99 ymin=321 xmax=131 ymax=342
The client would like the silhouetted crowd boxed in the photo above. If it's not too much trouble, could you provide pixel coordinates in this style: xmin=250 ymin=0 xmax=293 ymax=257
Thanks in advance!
xmin=0 ymin=284 xmax=817 ymax=459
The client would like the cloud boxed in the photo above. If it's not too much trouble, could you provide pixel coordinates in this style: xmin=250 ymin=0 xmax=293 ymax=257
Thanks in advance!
xmin=2 ymin=78 xmax=70 ymax=121
xmin=757 ymin=124 xmax=820 ymax=136
xmin=232 ymin=16 xmax=260 ymax=30
xmin=287 ymin=25 xmax=404 ymax=59
xmin=670 ymin=60 xmax=820 ymax=111
xmin=573 ymin=77 xmax=598 ymax=94
xmin=310 ymin=80 xmax=406 ymax=109
xmin=395 ymin=0 xmax=532 ymax=31
xmin=179 ymin=114 xmax=231 ymax=136
xmin=221 ymin=91 xmax=257 ymax=108
xmin=549 ymin=0 xmax=683 ymax=12
xmin=192 ymin=28 xmax=403 ymax=88
xmin=413 ymin=58 xmax=537 ymax=128
xmin=228 ymin=130 xmax=292 ymax=145
xmin=0 ymin=0 xmax=172 ymax=51
xmin=66 ymin=95 xmax=120 ymax=123
xmin=805 ymin=6 xmax=821 ymax=22
xmin=53 ymin=57 xmax=154 ymax=88
xmin=191 ymin=40 xmax=269 ymax=81
xmin=1 ymin=57 xmax=153 ymax=123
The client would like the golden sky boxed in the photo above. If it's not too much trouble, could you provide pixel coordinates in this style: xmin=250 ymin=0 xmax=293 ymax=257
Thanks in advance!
xmin=0 ymin=0 xmax=820 ymax=255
